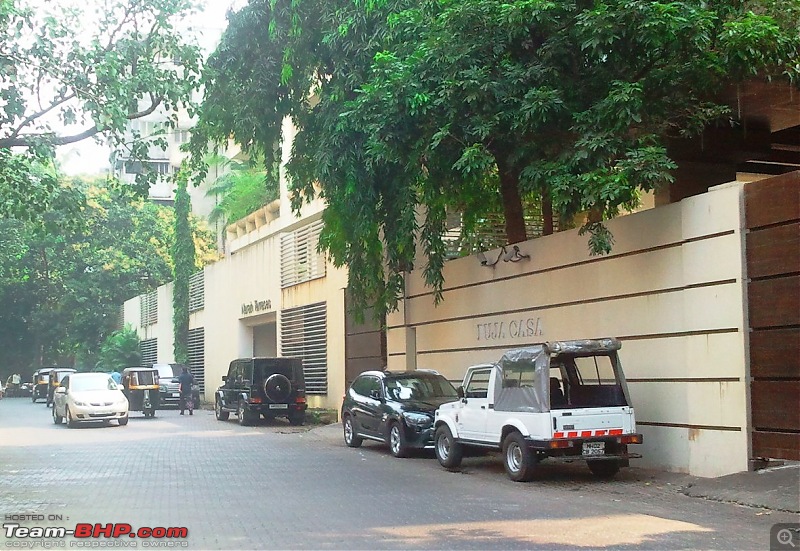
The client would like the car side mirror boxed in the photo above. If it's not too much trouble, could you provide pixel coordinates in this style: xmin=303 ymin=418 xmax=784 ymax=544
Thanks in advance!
xmin=456 ymin=386 xmax=464 ymax=399
xmin=55 ymin=387 xmax=66 ymax=395
xmin=222 ymin=375 xmax=227 ymax=382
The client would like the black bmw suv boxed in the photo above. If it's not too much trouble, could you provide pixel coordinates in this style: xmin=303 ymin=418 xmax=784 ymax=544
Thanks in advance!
xmin=215 ymin=357 xmax=307 ymax=426
xmin=342 ymin=370 xmax=459 ymax=458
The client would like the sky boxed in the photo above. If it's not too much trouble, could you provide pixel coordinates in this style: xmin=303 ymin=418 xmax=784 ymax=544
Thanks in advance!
xmin=58 ymin=0 xmax=238 ymax=176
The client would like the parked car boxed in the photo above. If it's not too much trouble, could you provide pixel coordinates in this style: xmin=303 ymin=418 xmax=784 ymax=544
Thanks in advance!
xmin=121 ymin=367 xmax=160 ymax=418
xmin=31 ymin=368 xmax=55 ymax=403
xmin=46 ymin=368 xmax=76 ymax=407
xmin=215 ymin=357 xmax=307 ymax=426
xmin=52 ymin=373 xmax=129 ymax=427
xmin=15 ymin=381 xmax=33 ymax=397
xmin=342 ymin=369 xmax=460 ymax=458
xmin=434 ymin=338 xmax=643 ymax=481
xmin=152 ymin=364 xmax=200 ymax=408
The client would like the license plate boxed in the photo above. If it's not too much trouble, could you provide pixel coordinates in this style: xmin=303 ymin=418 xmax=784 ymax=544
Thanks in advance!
xmin=172 ymin=393 xmax=180 ymax=397
xmin=582 ymin=441 xmax=605 ymax=456
xmin=268 ymin=404 xmax=288 ymax=409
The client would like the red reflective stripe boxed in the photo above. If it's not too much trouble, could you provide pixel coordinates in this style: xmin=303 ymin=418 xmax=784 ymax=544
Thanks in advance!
xmin=581 ymin=430 xmax=592 ymax=438
xmin=554 ymin=432 xmax=564 ymax=438
xmin=609 ymin=429 xmax=623 ymax=435
xmin=595 ymin=430 xmax=607 ymax=436
xmin=567 ymin=431 xmax=578 ymax=438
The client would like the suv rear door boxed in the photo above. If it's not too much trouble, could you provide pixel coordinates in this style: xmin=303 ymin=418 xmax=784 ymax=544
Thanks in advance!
xmin=551 ymin=354 xmax=634 ymax=437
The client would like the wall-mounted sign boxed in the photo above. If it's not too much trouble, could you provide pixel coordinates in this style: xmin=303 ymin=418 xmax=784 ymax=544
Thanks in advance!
xmin=476 ymin=316 xmax=543 ymax=342
xmin=241 ymin=299 xmax=272 ymax=316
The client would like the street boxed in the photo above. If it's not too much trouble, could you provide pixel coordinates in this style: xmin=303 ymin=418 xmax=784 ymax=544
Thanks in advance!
xmin=0 ymin=397 xmax=794 ymax=550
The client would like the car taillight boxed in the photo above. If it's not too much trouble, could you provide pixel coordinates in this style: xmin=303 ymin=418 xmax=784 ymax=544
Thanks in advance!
xmin=549 ymin=440 xmax=574 ymax=449
xmin=295 ymin=396 xmax=306 ymax=404
xmin=249 ymin=397 xmax=262 ymax=404
xmin=618 ymin=434 xmax=643 ymax=444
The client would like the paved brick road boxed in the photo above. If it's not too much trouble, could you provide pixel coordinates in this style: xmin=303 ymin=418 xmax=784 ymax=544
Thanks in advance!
xmin=0 ymin=397 xmax=794 ymax=550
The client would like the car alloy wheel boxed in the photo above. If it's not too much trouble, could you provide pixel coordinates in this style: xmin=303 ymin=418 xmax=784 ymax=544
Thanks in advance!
xmin=343 ymin=416 xmax=363 ymax=448
xmin=389 ymin=422 xmax=408 ymax=458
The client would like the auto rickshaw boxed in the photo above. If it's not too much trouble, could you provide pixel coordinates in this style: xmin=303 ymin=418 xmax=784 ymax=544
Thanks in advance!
xmin=31 ymin=368 xmax=55 ymax=403
xmin=121 ymin=367 xmax=160 ymax=418
xmin=46 ymin=368 xmax=76 ymax=407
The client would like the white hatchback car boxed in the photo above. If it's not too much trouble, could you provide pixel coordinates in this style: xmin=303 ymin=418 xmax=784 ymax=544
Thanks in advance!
xmin=52 ymin=373 xmax=129 ymax=427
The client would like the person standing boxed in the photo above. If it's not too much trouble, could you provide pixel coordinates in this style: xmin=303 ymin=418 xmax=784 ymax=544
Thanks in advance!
xmin=178 ymin=366 xmax=194 ymax=415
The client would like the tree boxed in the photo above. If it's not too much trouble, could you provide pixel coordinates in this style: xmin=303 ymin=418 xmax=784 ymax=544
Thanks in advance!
xmin=0 ymin=0 xmax=202 ymax=223
xmin=172 ymin=169 xmax=194 ymax=365
xmin=0 ymin=174 xmax=215 ymax=372
xmin=192 ymin=0 xmax=799 ymax=318
xmin=204 ymin=154 xmax=280 ymax=229
xmin=96 ymin=326 xmax=141 ymax=373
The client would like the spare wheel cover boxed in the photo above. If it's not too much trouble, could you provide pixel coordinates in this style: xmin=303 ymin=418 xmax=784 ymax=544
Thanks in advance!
xmin=264 ymin=373 xmax=291 ymax=402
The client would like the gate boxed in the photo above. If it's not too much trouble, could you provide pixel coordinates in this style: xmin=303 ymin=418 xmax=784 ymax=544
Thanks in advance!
xmin=745 ymin=171 xmax=800 ymax=461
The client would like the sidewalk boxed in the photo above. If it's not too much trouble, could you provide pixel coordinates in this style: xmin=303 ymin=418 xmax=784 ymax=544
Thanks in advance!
xmin=310 ymin=423 xmax=800 ymax=513
xmin=681 ymin=462 xmax=800 ymax=513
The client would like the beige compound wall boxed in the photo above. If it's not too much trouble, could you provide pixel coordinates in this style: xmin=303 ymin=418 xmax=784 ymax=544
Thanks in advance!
xmin=387 ymin=182 xmax=750 ymax=477
xmin=124 ymin=195 xmax=350 ymax=412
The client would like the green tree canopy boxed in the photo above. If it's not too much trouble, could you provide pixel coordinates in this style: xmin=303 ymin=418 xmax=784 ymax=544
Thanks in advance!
xmin=192 ymin=0 xmax=800 ymax=317
xmin=96 ymin=326 xmax=141 ymax=373
xmin=0 ymin=0 xmax=203 ymax=223
xmin=0 ymin=173 xmax=215 ymax=373
xmin=204 ymin=154 xmax=280 ymax=229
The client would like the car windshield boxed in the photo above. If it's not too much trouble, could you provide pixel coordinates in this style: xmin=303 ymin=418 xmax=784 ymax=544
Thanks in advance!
xmin=71 ymin=375 xmax=117 ymax=392
xmin=385 ymin=375 xmax=458 ymax=401
xmin=156 ymin=366 xmax=177 ymax=379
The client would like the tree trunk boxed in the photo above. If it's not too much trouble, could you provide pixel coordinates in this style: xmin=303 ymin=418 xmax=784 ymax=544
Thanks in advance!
xmin=496 ymin=159 xmax=528 ymax=244
xmin=542 ymin=193 xmax=554 ymax=236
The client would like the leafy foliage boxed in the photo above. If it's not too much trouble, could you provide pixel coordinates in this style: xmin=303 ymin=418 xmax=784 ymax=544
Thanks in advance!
xmin=204 ymin=154 xmax=280 ymax=228
xmin=0 ymin=0 xmax=203 ymax=222
xmin=172 ymin=169 xmax=194 ymax=365
xmin=0 ymin=173 xmax=215 ymax=374
xmin=193 ymin=0 xmax=800 ymax=318
xmin=96 ymin=326 xmax=141 ymax=373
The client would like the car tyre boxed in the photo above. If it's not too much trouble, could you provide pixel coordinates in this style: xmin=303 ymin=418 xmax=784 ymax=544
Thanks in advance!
xmin=66 ymin=407 xmax=77 ymax=429
xmin=389 ymin=422 xmax=409 ymax=458
xmin=343 ymin=415 xmax=363 ymax=448
xmin=215 ymin=398 xmax=229 ymax=421
xmin=435 ymin=425 xmax=463 ymax=469
xmin=288 ymin=410 xmax=305 ymax=426
xmin=264 ymin=373 xmax=292 ymax=402
xmin=237 ymin=400 xmax=254 ymax=426
xmin=503 ymin=432 xmax=536 ymax=482
xmin=587 ymin=459 xmax=620 ymax=479
xmin=52 ymin=405 xmax=63 ymax=425
xmin=118 ymin=416 xmax=129 ymax=426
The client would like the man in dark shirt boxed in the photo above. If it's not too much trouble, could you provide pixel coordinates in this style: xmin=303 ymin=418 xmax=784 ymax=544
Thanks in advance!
xmin=178 ymin=367 xmax=195 ymax=416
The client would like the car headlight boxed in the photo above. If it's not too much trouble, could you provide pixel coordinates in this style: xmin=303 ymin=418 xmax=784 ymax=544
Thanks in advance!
xmin=403 ymin=412 xmax=433 ymax=427
xmin=73 ymin=400 xmax=87 ymax=407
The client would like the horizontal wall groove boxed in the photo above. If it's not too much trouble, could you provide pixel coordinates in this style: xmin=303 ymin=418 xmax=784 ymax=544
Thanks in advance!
xmin=390 ymin=280 xmax=739 ymax=331
xmin=406 ymin=329 xmax=739 ymax=356
xmin=638 ymin=421 xmax=741 ymax=432
xmin=753 ymin=427 xmax=800 ymax=434
xmin=627 ymin=377 xmax=741 ymax=383
xmin=405 ymin=230 xmax=736 ymax=301
xmin=749 ymin=271 xmax=800 ymax=283
xmin=746 ymin=218 xmax=800 ymax=232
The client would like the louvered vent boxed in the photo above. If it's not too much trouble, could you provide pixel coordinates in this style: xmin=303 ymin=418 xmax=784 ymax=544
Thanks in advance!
xmin=281 ymin=302 xmax=327 ymax=394
xmin=280 ymin=219 xmax=326 ymax=288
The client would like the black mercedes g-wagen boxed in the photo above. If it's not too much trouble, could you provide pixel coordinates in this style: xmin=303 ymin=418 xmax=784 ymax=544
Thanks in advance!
xmin=215 ymin=357 xmax=307 ymax=426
